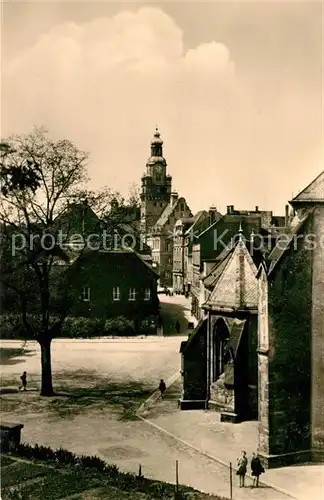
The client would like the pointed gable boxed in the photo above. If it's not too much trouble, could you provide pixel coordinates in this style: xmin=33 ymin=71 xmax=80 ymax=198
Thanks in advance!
xmin=291 ymin=171 xmax=324 ymax=204
xmin=267 ymin=210 xmax=311 ymax=275
xmin=205 ymin=237 xmax=258 ymax=310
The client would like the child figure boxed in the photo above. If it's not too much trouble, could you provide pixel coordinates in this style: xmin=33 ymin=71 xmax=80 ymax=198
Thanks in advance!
xmin=19 ymin=371 xmax=27 ymax=391
xmin=251 ymin=452 xmax=265 ymax=487
xmin=158 ymin=379 xmax=166 ymax=398
xmin=236 ymin=450 xmax=248 ymax=487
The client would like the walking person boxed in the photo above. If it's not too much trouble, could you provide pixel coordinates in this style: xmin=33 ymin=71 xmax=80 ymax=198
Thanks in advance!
xmin=158 ymin=379 xmax=166 ymax=398
xmin=175 ymin=320 xmax=180 ymax=334
xmin=236 ymin=450 xmax=248 ymax=487
xmin=251 ymin=452 xmax=265 ymax=487
xmin=19 ymin=371 xmax=27 ymax=391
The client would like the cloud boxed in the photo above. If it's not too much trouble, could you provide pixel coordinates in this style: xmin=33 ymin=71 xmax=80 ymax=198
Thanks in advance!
xmin=1 ymin=6 xmax=321 ymax=214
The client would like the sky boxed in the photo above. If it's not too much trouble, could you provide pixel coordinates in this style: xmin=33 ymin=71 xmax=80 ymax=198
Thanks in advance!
xmin=1 ymin=1 xmax=323 ymax=215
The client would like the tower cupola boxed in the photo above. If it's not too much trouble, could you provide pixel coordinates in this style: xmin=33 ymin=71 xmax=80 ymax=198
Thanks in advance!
xmin=147 ymin=127 xmax=166 ymax=166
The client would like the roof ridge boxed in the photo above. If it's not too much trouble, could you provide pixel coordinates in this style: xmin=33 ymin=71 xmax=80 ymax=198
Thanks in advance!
xmin=291 ymin=170 xmax=324 ymax=203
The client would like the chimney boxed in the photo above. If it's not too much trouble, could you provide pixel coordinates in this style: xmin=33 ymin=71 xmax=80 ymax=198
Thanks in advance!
xmin=227 ymin=205 xmax=234 ymax=215
xmin=255 ymin=206 xmax=259 ymax=212
xmin=209 ymin=206 xmax=218 ymax=226
xmin=171 ymin=192 xmax=179 ymax=207
xmin=285 ymin=204 xmax=289 ymax=226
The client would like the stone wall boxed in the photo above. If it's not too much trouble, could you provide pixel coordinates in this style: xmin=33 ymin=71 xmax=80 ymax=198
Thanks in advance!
xmin=311 ymin=206 xmax=324 ymax=452
xmin=209 ymin=374 xmax=234 ymax=412
xmin=182 ymin=321 xmax=207 ymax=401
xmin=267 ymin=233 xmax=312 ymax=459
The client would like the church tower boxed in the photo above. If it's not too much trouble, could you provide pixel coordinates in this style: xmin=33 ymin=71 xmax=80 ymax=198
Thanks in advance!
xmin=140 ymin=128 xmax=172 ymax=236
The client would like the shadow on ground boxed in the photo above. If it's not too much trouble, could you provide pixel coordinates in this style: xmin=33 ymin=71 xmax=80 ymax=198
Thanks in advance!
xmin=159 ymin=300 xmax=191 ymax=336
xmin=0 ymin=347 xmax=36 ymax=365
xmin=0 ymin=370 xmax=156 ymax=421
xmin=1 ymin=369 xmax=157 ymax=420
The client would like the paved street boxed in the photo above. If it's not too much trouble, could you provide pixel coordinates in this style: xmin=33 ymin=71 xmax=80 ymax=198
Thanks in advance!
xmin=159 ymin=292 xmax=197 ymax=335
xmin=0 ymin=295 xmax=322 ymax=500
xmin=143 ymin=376 xmax=324 ymax=500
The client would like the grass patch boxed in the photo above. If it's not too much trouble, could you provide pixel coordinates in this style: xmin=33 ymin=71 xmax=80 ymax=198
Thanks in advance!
xmin=0 ymin=397 xmax=22 ymax=412
xmin=1 ymin=445 xmax=229 ymax=500
xmin=2 ymin=470 xmax=100 ymax=500
xmin=1 ymin=455 xmax=16 ymax=467
xmin=1 ymin=461 xmax=51 ymax=488
xmin=64 ymin=486 xmax=148 ymax=499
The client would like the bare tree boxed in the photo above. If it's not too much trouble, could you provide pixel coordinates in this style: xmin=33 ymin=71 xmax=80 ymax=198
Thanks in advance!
xmin=0 ymin=128 xmax=91 ymax=396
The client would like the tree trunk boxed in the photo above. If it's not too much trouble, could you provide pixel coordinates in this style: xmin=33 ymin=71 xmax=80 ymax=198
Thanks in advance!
xmin=39 ymin=338 xmax=54 ymax=396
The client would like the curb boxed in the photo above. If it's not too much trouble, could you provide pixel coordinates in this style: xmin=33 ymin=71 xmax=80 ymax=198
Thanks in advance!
xmin=136 ymin=371 xmax=180 ymax=416
xmin=138 ymin=415 xmax=298 ymax=500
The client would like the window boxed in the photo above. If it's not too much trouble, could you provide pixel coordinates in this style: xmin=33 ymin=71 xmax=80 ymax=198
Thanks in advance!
xmin=129 ymin=287 xmax=136 ymax=301
xmin=144 ymin=288 xmax=151 ymax=301
xmin=113 ymin=286 xmax=120 ymax=301
xmin=156 ymin=175 xmax=161 ymax=182
xmin=81 ymin=287 xmax=90 ymax=301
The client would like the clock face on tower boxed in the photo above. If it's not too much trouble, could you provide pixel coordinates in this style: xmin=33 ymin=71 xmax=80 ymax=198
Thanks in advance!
xmin=155 ymin=165 xmax=163 ymax=175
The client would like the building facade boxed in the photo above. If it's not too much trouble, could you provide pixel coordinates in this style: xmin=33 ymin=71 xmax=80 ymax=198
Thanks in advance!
xmin=172 ymin=209 xmax=217 ymax=294
xmin=140 ymin=129 xmax=192 ymax=286
xmin=140 ymin=128 xmax=172 ymax=237
xmin=148 ymin=193 xmax=192 ymax=286
xmin=69 ymin=249 xmax=160 ymax=331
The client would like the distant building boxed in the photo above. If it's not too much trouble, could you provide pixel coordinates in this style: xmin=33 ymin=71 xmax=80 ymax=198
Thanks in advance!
xmin=140 ymin=128 xmax=172 ymax=237
xmin=1 ymin=200 xmax=160 ymax=333
xmin=68 ymin=248 xmax=160 ymax=331
xmin=172 ymin=208 xmax=220 ymax=294
xmin=140 ymin=129 xmax=192 ymax=286
xmin=61 ymin=202 xmax=159 ymax=327
xmin=189 ymin=206 xmax=286 ymax=320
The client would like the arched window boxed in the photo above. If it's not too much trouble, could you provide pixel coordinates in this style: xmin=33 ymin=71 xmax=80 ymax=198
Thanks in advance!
xmin=212 ymin=320 xmax=230 ymax=382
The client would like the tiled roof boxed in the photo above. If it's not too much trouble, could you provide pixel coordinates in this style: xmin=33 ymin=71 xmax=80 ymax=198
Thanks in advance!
xmin=203 ymin=251 xmax=232 ymax=289
xmin=155 ymin=204 xmax=175 ymax=227
xmin=195 ymin=215 xmax=224 ymax=239
xmin=291 ymin=171 xmax=324 ymax=203
xmin=267 ymin=210 xmax=311 ymax=275
xmin=205 ymin=237 xmax=258 ymax=310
